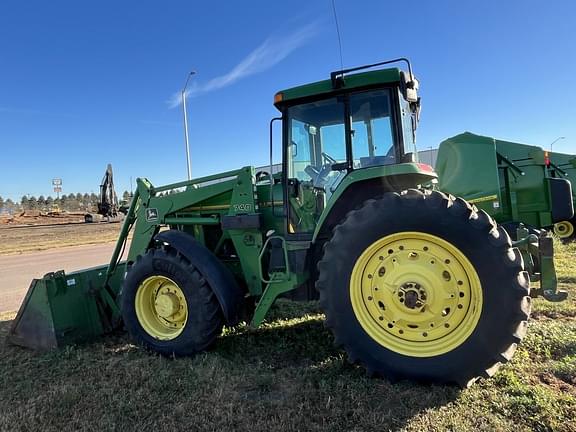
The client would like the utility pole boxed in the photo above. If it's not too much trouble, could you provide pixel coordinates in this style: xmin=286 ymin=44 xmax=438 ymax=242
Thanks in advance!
xmin=549 ymin=136 xmax=565 ymax=152
xmin=52 ymin=178 xmax=62 ymax=200
xmin=182 ymin=71 xmax=196 ymax=180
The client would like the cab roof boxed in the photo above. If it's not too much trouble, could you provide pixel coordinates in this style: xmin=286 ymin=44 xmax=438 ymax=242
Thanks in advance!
xmin=274 ymin=68 xmax=402 ymax=108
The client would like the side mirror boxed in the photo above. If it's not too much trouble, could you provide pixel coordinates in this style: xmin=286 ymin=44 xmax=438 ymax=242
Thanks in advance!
xmin=405 ymin=78 xmax=419 ymax=103
xmin=401 ymin=71 xmax=419 ymax=103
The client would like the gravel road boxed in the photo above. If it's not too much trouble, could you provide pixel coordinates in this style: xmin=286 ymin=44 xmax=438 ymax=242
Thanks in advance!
xmin=0 ymin=243 xmax=121 ymax=313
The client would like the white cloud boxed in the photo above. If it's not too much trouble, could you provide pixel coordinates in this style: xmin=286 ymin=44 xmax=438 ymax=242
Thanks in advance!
xmin=168 ymin=22 xmax=319 ymax=108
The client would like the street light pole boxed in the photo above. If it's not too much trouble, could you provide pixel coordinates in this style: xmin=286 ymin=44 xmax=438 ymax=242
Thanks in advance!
xmin=549 ymin=136 xmax=565 ymax=152
xmin=182 ymin=71 xmax=196 ymax=180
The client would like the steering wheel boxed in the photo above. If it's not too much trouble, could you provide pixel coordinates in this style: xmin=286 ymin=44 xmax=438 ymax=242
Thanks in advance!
xmin=304 ymin=153 xmax=343 ymax=187
xmin=321 ymin=152 xmax=338 ymax=165
xmin=304 ymin=164 xmax=333 ymax=188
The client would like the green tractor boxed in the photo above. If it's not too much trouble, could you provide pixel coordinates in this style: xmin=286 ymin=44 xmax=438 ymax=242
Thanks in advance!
xmin=11 ymin=59 xmax=555 ymax=386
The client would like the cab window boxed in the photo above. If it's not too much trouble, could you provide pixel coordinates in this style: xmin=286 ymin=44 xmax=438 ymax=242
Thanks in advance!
xmin=287 ymin=97 xmax=346 ymax=184
xmin=350 ymin=90 xmax=395 ymax=168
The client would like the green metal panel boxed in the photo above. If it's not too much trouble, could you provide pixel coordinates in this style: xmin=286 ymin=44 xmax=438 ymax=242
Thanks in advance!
xmin=226 ymin=166 xmax=264 ymax=296
xmin=495 ymin=139 xmax=555 ymax=227
xmin=436 ymin=133 xmax=503 ymax=218
xmin=436 ymin=132 xmax=563 ymax=229
xmin=255 ymin=179 xmax=285 ymax=234
xmin=549 ymin=151 xmax=576 ymax=203
xmin=275 ymin=68 xmax=402 ymax=105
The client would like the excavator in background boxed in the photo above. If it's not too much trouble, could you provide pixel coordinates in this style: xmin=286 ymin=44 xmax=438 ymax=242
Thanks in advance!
xmin=85 ymin=164 xmax=125 ymax=223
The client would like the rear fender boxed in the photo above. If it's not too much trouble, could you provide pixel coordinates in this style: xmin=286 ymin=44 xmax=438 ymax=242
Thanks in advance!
xmin=313 ymin=164 xmax=436 ymax=242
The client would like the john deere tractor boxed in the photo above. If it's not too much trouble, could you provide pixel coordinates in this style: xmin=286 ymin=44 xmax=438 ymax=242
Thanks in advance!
xmin=10 ymin=59 xmax=559 ymax=386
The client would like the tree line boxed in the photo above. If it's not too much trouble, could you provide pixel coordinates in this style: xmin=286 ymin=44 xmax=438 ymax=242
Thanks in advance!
xmin=0 ymin=191 xmax=133 ymax=214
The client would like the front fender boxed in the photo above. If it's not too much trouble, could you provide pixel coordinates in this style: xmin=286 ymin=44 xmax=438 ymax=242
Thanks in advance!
xmin=155 ymin=230 xmax=244 ymax=325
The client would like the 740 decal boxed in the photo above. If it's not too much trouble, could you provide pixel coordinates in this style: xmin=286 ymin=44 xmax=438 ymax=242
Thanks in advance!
xmin=233 ymin=203 xmax=252 ymax=212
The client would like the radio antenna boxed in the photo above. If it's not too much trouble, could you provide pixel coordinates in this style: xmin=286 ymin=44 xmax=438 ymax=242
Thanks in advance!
xmin=330 ymin=0 xmax=344 ymax=72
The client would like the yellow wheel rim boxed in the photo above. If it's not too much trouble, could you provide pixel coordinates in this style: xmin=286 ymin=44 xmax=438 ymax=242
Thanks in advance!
xmin=135 ymin=275 xmax=188 ymax=340
xmin=350 ymin=232 xmax=483 ymax=357
xmin=554 ymin=221 xmax=574 ymax=239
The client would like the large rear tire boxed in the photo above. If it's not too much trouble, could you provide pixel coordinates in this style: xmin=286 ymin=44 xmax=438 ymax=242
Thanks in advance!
xmin=316 ymin=190 xmax=531 ymax=386
xmin=122 ymin=247 xmax=223 ymax=356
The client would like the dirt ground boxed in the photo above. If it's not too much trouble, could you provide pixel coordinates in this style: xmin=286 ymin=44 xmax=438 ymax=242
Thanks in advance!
xmin=0 ymin=222 xmax=123 ymax=255
xmin=0 ymin=212 xmax=86 ymax=226
xmin=0 ymin=243 xmax=122 ymax=312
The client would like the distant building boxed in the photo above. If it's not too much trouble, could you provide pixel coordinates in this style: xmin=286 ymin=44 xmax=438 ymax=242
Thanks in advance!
xmin=417 ymin=148 xmax=438 ymax=168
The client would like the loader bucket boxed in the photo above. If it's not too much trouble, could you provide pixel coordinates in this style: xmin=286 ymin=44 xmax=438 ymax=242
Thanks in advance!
xmin=8 ymin=264 xmax=126 ymax=350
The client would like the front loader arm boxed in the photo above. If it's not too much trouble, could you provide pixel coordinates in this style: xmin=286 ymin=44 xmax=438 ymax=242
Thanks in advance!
xmin=8 ymin=168 xmax=259 ymax=350
xmin=106 ymin=167 xmax=265 ymax=296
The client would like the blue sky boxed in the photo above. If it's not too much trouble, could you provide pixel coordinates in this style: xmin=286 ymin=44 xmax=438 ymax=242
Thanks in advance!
xmin=1 ymin=0 xmax=575 ymax=201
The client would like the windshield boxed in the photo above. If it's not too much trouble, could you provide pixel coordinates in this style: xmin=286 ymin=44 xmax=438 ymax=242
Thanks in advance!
xmin=286 ymin=89 xmax=397 ymax=191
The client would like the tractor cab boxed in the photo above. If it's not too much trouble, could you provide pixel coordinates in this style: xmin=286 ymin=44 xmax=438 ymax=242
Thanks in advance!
xmin=273 ymin=59 xmax=423 ymax=234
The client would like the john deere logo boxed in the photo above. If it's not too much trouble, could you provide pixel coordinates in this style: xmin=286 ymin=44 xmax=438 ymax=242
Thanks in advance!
xmin=146 ymin=208 xmax=159 ymax=222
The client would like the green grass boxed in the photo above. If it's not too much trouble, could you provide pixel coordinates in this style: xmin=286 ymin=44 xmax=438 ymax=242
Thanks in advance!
xmin=1 ymin=243 xmax=575 ymax=432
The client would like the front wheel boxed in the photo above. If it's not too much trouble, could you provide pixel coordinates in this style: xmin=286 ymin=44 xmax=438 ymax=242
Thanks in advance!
xmin=121 ymin=247 xmax=223 ymax=357
xmin=316 ymin=190 xmax=531 ymax=386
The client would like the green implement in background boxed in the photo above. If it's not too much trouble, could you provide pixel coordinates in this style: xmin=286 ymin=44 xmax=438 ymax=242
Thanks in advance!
xmin=436 ymin=132 xmax=574 ymax=230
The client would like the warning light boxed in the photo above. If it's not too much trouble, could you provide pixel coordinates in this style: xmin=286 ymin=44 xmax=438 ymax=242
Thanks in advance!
xmin=416 ymin=163 xmax=434 ymax=172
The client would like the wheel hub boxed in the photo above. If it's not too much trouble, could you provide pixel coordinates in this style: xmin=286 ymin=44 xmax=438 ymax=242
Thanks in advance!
xmin=349 ymin=232 xmax=483 ymax=357
xmin=135 ymin=276 xmax=188 ymax=340
xmin=155 ymin=292 xmax=180 ymax=318
xmin=554 ymin=221 xmax=574 ymax=239
xmin=399 ymin=282 xmax=426 ymax=310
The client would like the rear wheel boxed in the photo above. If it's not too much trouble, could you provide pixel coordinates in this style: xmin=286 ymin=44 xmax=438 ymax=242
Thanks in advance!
xmin=554 ymin=218 xmax=575 ymax=241
xmin=316 ymin=190 xmax=531 ymax=386
xmin=122 ymin=247 xmax=223 ymax=356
